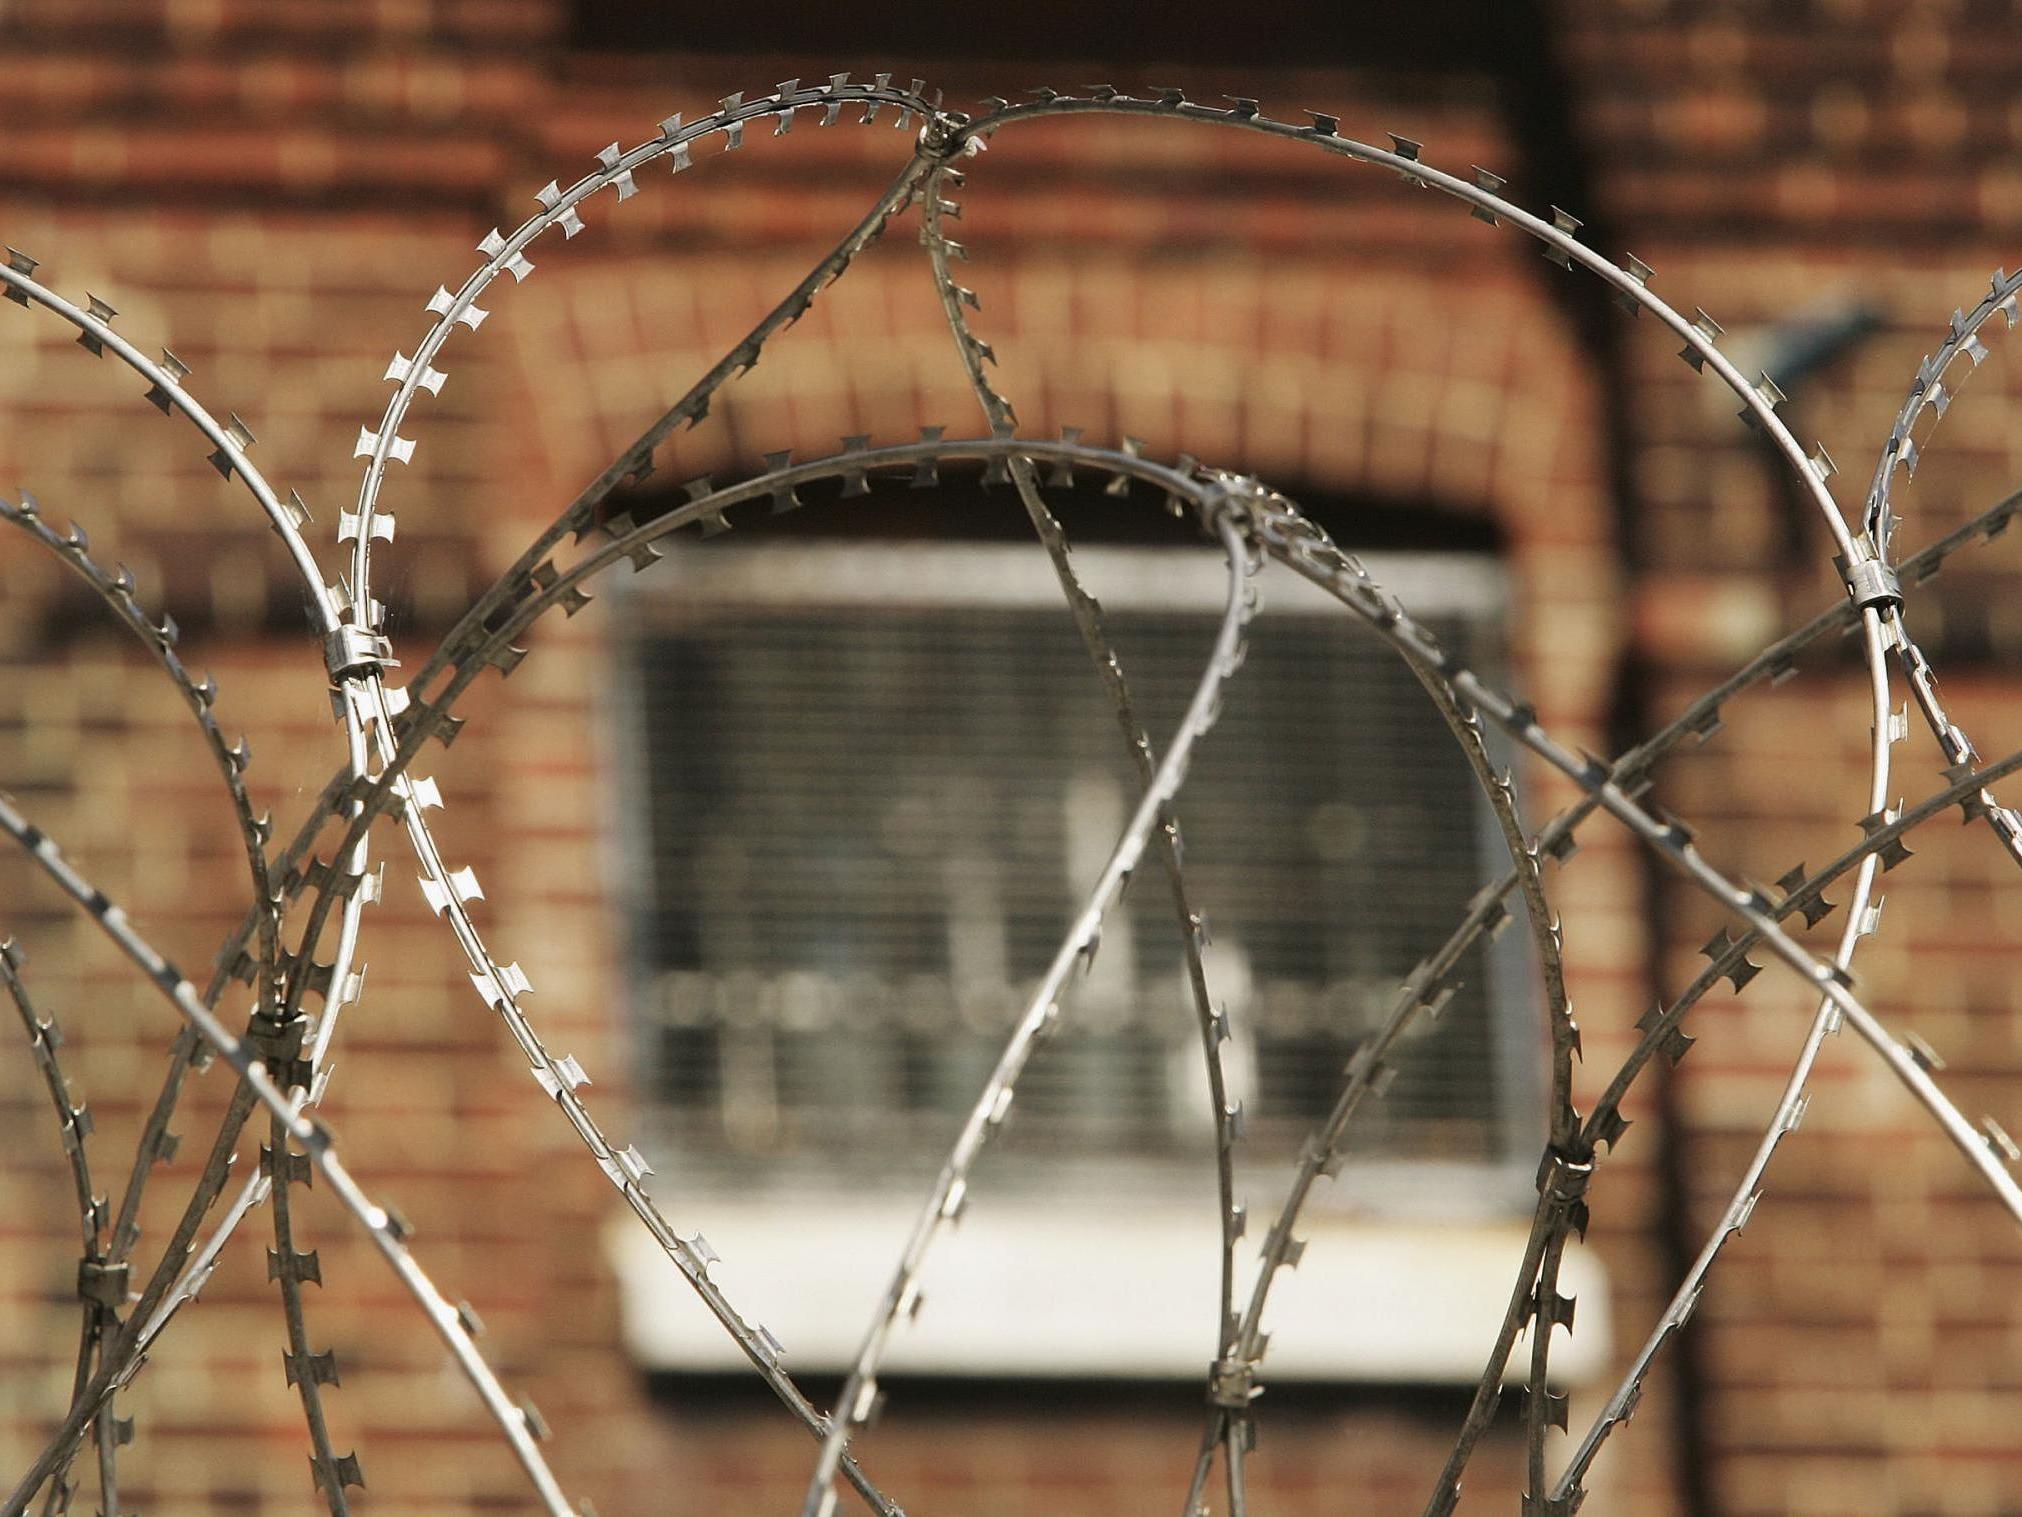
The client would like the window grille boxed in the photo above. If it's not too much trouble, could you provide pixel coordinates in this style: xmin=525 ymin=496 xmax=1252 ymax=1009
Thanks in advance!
xmin=613 ymin=540 xmax=1538 ymax=1192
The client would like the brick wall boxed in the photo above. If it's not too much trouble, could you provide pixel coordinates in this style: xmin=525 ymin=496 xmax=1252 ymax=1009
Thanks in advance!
xmin=1570 ymin=5 xmax=2022 ymax=1515
xmin=1 ymin=2 xmax=2018 ymax=1514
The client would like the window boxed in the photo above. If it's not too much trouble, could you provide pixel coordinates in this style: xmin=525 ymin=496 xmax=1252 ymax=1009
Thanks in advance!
xmin=605 ymin=528 xmax=1589 ymax=1383
xmin=617 ymin=537 xmax=1536 ymax=1174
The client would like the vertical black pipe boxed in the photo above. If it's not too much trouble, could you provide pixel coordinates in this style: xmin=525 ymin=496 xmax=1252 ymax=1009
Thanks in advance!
xmin=1504 ymin=6 xmax=1720 ymax=1513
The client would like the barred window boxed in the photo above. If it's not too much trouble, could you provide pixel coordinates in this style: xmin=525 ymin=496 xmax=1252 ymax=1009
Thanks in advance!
xmin=613 ymin=534 xmax=1541 ymax=1193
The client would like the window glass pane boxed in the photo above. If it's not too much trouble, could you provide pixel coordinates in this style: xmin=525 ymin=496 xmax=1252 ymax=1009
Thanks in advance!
xmin=627 ymin=551 xmax=1526 ymax=1176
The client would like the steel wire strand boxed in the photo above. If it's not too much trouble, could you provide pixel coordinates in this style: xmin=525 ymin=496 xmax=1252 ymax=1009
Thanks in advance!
xmin=1218 ymin=518 xmax=1582 ymax=1507
xmin=154 ymin=154 xmax=946 ymax=1408
xmin=915 ymin=171 xmax=1255 ymax=1515
xmin=49 ymin=99 xmax=947 ymax=1517
xmin=163 ymin=134 xmax=942 ymax=1070
xmin=268 ymin=430 xmax=1293 ymax=1513
xmin=1856 ymin=271 xmax=2022 ymax=869
xmin=5 ymin=104 xmax=968 ymax=1482
xmin=1549 ymin=630 xmax=1892 ymax=1501
xmin=1248 ymin=485 xmax=2022 ymax=1212
xmin=800 ymin=495 xmax=1262 ymax=1517
xmin=912 ymin=137 xmax=1591 ymax=1500
xmin=264 ymin=121 xmax=964 ymax=1517
xmin=156 ymin=439 xmax=1241 ymax=1515
xmin=0 ymin=798 xmax=575 ymax=1517
xmin=0 ymin=941 xmax=119 ymax=1517
xmin=925 ymin=94 xmax=1908 ymax=1507
xmin=348 ymin=77 xmax=951 ymax=711
xmin=0 ymin=261 xmax=379 ymax=1509
xmin=1253 ymin=494 xmax=1912 ymax=1512
xmin=0 ymin=490 xmax=361 ymax=1504
xmin=925 ymin=99 xmax=1964 ymax=1509
xmin=0 ymin=494 xmax=281 ymax=1051
xmin=1184 ymin=486 xmax=2022 ymax=1508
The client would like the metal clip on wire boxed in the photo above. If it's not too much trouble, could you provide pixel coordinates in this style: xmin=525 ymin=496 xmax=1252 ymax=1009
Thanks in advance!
xmin=324 ymin=625 xmax=393 ymax=682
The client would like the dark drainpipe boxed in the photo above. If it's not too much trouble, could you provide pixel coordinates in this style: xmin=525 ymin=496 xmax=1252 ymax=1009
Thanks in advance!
xmin=1498 ymin=6 xmax=1717 ymax=1513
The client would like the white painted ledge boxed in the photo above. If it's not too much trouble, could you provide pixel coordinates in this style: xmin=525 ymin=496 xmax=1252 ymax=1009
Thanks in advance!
xmin=609 ymin=1196 xmax=1610 ymax=1384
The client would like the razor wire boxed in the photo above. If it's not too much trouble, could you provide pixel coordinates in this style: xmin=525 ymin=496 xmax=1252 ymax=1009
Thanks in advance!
xmin=919 ymin=168 xmax=1255 ymax=1517
xmin=0 ymin=76 xmax=2019 ymax=1517
xmin=1 ymin=936 xmax=119 ymax=1517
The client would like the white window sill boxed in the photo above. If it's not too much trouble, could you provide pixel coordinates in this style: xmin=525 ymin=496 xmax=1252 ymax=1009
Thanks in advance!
xmin=609 ymin=1194 xmax=1610 ymax=1385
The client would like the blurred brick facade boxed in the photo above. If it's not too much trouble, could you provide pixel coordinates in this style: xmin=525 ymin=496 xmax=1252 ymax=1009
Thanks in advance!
xmin=0 ymin=3 xmax=2019 ymax=1514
